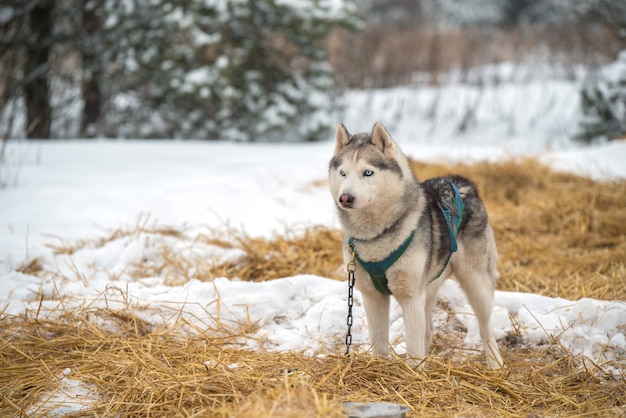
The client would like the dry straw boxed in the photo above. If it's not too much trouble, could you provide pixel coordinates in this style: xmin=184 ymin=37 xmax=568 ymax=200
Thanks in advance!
xmin=3 ymin=158 xmax=625 ymax=417
xmin=1 ymin=308 xmax=624 ymax=417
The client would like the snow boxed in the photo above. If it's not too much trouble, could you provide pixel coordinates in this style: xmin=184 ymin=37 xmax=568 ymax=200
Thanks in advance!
xmin=544 ymin=140 xmax=626 ymax=181
xmin=338 ymin=77 xmax=581 ymax=152
xmin=2 ymin=85 xmax=626 ymax=413
xmin=27 ymin=368 xmax=99 ymax=416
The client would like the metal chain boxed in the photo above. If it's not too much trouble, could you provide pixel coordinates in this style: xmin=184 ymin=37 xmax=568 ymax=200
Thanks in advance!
xmin=345 ymin=243 xmax=357 ymax=355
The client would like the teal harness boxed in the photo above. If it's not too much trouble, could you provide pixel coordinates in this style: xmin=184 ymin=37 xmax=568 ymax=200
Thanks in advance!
xmin=348 ymin=179 xmax=465 ymax=294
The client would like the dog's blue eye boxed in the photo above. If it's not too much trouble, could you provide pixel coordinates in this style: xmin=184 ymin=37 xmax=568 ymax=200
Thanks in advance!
xmin=363 ymin=170 xmax=374 ymax=177
xmin=340 ymin=170 xmax=346 ymax=177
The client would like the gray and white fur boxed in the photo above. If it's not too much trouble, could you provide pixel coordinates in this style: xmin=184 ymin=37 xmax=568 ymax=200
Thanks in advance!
xmin=329 ymin=122 xmax=503 ymax=369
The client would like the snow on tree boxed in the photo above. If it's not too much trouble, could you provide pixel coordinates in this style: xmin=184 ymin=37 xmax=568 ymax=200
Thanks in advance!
xmin=100 ymin=0 xmax=355 ymax=141
xmin=578 ymin=50 xmax=626 ymax=143
xmin=432 ymin=0 xmax=503 ymax=27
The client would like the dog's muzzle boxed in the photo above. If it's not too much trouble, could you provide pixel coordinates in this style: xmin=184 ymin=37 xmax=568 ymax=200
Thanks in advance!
xmin=339 ymin=193 xmax=355 ymax=208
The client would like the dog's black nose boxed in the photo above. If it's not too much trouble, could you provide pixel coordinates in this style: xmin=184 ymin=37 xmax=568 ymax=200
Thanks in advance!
xmin=339 ymin=194 xmax=354 ymax=208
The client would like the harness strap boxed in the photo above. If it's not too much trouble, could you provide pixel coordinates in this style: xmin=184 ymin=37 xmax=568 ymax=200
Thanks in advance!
xmin=437 ymin=179 xmax=464 ymax=252
xmin=428 ymin=179 xmax=464 ymax=283
xmin=348 ymin=231 xmax=415 ymax=295
xmin=349 ymin=179 xmax=465 ymax=293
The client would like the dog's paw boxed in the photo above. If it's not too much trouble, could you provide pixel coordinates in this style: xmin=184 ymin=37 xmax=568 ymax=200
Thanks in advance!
xmin=486 ymin=356 xmax=505 ymax=370
xmin=405 ymin=355 xmax=427 ymax=371
xmin=485 ymin=340 xmax=504 ymax=370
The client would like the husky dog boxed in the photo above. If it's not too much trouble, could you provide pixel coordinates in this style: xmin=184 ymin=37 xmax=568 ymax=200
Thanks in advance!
xmin=329 ymin=122 xmax=503 ymax=369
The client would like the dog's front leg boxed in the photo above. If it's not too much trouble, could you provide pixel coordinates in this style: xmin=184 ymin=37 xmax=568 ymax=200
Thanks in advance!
xmin=361 ymin=290 xmax=390 ymax=356
xmin=397 ymin=291 xmax=428 ymax=368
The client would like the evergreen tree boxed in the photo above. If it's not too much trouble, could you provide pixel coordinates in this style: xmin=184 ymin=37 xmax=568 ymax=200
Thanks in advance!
xmin=100 ymin=0 xmax=354 ymax=141
xmin=578 ymin=50 xmax=626 ymax=143
xmin=574 ymin=1 xmax=626 ymax=142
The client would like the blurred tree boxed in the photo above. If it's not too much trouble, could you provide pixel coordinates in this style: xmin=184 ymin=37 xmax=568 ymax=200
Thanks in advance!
xmin=24 ymin=1 xmax=53 ymax=139
xmin=357 ymin=0 xmax=424 ymax=25
xmin=1 ymin=0 xmax=355 ymax=141
xmin=80 ymin=0 xmax=103 ymax=137
xmin=578 ymin=50 xmax=626 ymax=143
xmin=566 ymin=1 xmax=626 ymax=142
xmin=502 ymin=0 xmax=533 ymax=26
xmin=0 ymin=0 xmax=54 ymax=139
xmin=0 ymin=2 xmax=24 ymax=141
xmin=97 ymin=0 xmax=355 ymax=140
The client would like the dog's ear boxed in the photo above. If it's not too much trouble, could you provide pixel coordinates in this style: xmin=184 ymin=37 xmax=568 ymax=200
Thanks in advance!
xmin=334 ymin=123 xmax=351 ymax=154
xmin=371 ymin=122 xmax=396 ymax=157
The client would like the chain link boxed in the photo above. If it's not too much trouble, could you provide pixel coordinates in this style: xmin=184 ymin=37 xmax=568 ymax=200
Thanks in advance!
xmin=345 ymin=243 xmax=357 ymax=355
xmin=345 ymin=268 xmax=355 ymax=354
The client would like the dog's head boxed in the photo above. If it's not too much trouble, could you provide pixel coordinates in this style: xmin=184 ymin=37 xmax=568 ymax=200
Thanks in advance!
xmin=329 ymin=122 xmax=407 ymax=212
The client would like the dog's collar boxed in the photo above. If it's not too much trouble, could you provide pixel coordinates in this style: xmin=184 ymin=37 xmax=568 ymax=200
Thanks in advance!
xmin=348 ymin=231 xmax=415 ymax=295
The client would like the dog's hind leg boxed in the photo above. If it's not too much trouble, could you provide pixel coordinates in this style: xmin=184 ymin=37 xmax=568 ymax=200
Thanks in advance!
xmin=424 ymin=279 xmax=445 ymax=353
xmin=361 ymin=290 xmax=390 ymax=356
xmin=455 ymin=225 xmax=504 ymax=369
xmin=456 ymin=269 xmax=504 ymax=369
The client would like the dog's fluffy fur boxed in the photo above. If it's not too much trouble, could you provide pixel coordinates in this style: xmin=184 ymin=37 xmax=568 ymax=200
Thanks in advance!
xmin=329 ymin=122 xmax=503 ymax=369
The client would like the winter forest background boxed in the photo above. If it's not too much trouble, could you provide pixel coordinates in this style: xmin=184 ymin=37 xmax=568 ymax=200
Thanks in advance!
xmin=0 ymin=0 xmax=625 ymax=146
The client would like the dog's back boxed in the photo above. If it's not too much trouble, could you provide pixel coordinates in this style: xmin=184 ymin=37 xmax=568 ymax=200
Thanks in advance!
xmin=423 ymin=175 xmax=489 ymax=238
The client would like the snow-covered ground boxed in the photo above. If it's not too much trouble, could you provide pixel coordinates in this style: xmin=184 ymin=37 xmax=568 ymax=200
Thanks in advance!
xmin=1 ymin=80 xmax=626 ymax=413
